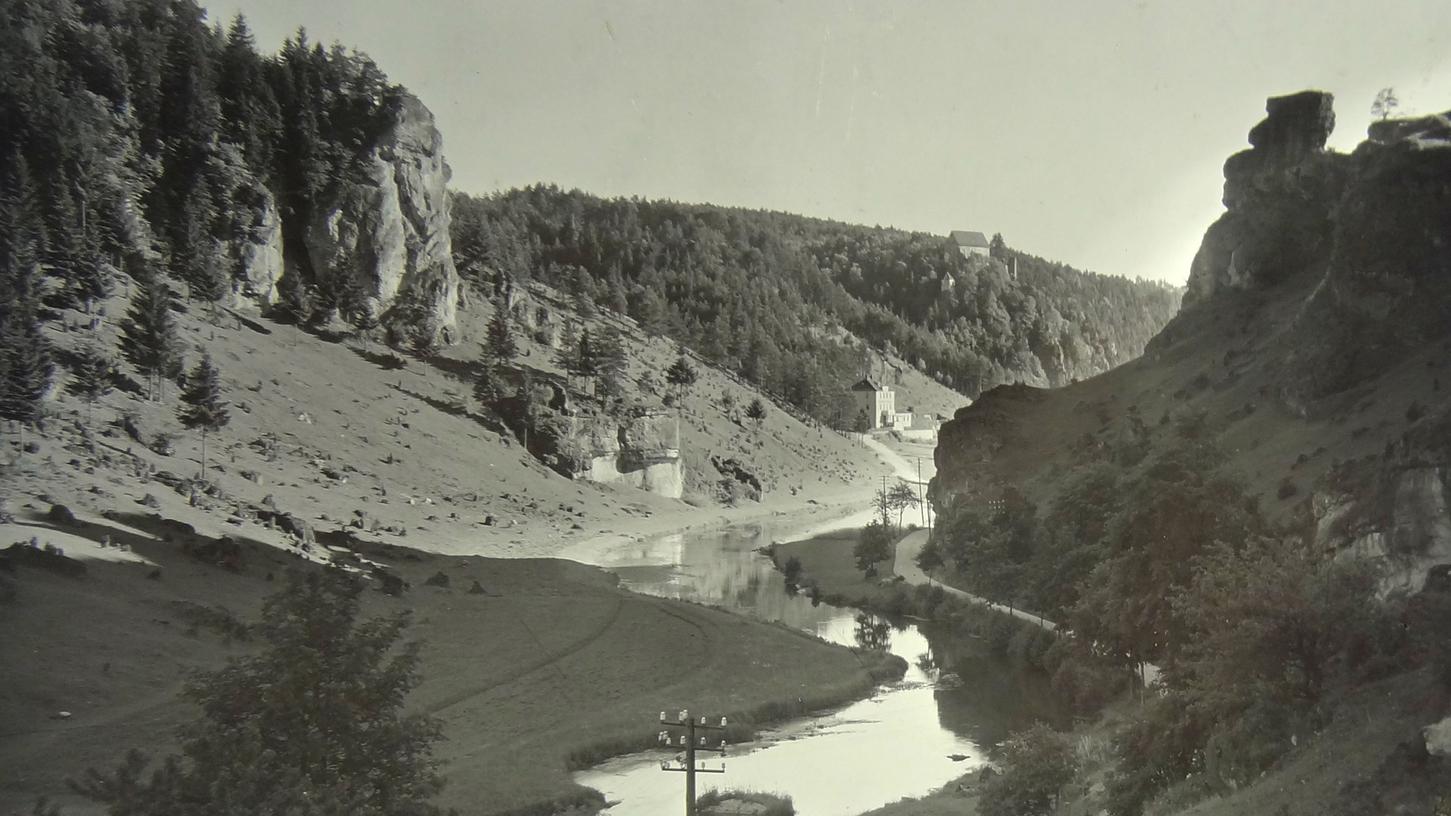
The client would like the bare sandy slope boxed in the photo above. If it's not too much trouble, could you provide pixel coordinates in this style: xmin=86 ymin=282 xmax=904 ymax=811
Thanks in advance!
xmin=4 ymin=281 xmax=965 ymax=568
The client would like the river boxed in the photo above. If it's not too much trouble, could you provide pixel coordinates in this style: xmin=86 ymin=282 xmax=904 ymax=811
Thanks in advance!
xmin=567 ymin=516 xmax=1065 ymax=816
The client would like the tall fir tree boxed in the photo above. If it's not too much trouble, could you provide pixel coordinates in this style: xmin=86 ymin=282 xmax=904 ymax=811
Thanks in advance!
xmin=576 ymin=327 xmax=597 ymax=394
xmin=68 ymin=343 xmax=118 ymax=430
xmin=593 ymin=326 xmax=628 ymax=407
xmin=177 ymin=353 xmax=230 ymax=478
xmin=484 ymin=295 xmax=518 ymax=369
xmin=0 ymin=156 xmax=54 ymax=449
xmin=172 ymin=179 xmax=227 ymax=309
xmin=554 ymin=320 xmax=580 ymax=387
xmin=0 ymin=267 xmax=54 ymax=444
xmin=665 ymin=354 xmax=698 ymax=407
xmin=119 ymin=264 xmax=184 ymax=400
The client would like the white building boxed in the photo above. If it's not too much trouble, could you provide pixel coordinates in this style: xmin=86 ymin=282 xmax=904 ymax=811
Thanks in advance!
xmin=849 ymin=378 xmax=895 ymax=429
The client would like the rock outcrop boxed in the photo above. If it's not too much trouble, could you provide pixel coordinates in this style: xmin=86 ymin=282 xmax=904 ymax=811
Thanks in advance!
xmin=1287 ymin=106 xmax=1451 ymax=396
xmin=933 ymin=92 xmax=1451 ymax=593
xmin=1185 ymin=91 xmax=1342 ymax=306
xmin=303 ymin=93 xmax=460 ymax=345
xmin=565 ymin=411 xmax=683 ymax=499
xmin=233 ymin=185 xmax=284 ymax=307
xmin=494 ymin=368 xmax=684 ymax=499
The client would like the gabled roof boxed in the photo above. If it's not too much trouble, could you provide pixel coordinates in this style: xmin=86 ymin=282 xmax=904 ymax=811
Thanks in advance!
xmin=950 ymin=230 xmax=990 ymax=248
xmin=851 ymin=377 xmax=887 ymax=392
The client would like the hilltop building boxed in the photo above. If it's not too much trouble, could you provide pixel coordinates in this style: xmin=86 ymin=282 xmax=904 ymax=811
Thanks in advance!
xmin=950 ymin=230 xmax=991 ymax=259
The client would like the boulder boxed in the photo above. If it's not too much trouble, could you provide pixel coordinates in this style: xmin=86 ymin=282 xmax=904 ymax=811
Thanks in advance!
xmin=1424 ymin=716 xmax=1451 ymax=757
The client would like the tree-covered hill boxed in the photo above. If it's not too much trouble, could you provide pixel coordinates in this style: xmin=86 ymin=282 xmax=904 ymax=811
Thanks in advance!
xmin=0 ymin=0 xmax=441 ymax=331
xmin=452 ymin=186 xmax=1181 ymax=418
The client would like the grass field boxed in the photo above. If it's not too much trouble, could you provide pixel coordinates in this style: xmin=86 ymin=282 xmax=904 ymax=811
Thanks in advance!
xmin=771 ymin=525 xmax=908 ymax=600
xmin=0 ymin=512 xmax=900 ymax=816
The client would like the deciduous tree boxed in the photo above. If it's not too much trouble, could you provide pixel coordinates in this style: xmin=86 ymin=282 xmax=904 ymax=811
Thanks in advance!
xmin=854 ymin=519 xmax=893 ymax=577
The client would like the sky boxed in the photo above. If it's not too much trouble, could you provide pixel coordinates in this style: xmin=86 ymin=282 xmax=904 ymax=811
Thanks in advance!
xmin=202 ymin=0 xmax=1451 ymax=285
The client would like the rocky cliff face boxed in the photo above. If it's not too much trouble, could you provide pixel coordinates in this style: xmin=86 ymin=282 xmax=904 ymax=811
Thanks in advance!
xmin=302 ymin=93 xmax=461 ymax=345
xmin=933 ymin=92 xmax=1451 ymax=592
xmin=1184 ymin=91 xmax=1342 ymax=306
xmin=233 ymin=184 xmax=284 ymax=307
xmin=569 ymin=411 xmax=683 ymax=499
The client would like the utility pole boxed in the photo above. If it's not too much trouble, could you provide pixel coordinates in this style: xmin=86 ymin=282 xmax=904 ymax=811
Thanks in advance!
xmin=917 ymin=457 xmax=925 ymax=527
xmin=658 ymin=709 xmax=727 ymax=816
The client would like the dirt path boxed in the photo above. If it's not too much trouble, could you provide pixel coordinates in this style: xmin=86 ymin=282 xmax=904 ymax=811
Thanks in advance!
xmin=893 ymin=529 xmax=1057 ymax=631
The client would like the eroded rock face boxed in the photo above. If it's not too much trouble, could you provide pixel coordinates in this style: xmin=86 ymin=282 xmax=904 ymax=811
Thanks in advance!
xmin=233 ymin=185 xmax=283 ymax=307
xmin=304 ymin=92 xmax=460 ymax=345
xmin=1320 ymin=467 xmax=1451 ymax=594
xmin=1185 ymin=91 xmax=1342 ymax=306
xmin=1284 ymin=108 xmax=1451 ymax=397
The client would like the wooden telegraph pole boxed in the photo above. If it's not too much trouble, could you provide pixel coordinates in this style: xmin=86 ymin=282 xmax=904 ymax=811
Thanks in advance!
xmin=658 ymin=709 xmax=727 ymax=816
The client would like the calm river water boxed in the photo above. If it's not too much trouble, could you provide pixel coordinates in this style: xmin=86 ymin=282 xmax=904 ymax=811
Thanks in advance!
xmin=568 ymin=518 xmax=1063 ymax=816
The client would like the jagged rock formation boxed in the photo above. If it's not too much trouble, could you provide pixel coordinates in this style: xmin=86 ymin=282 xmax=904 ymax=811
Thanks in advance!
xmin=303 ymin=93 xmax=461 ymax=345
xmin=568 ymin=411 xmax=683 ymax=499
xmin=1185 ymin=91 xmax=1341 ymax=305
xmin=934 ymin=92 xmax=1451 ymax=592
xmin=234 ymin=185 xmax=285 ymax=306
xmin=495 ymin=368 xmax=683 ymax=499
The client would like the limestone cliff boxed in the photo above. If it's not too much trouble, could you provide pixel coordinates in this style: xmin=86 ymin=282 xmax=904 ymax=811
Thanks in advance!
xmin=302 ymin=93 xmax=461 ymax=345
xmin=933 ymin=91 xmax=1451 ymax=591
xmin=232 ymin=182 xmax=284 ymax=307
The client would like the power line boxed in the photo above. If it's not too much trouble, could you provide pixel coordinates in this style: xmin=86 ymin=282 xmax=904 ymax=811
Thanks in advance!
xmin=657 ymin=709 xmax=727 ymax=816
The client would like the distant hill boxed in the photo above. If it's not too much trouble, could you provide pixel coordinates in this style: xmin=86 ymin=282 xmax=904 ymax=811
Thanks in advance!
xmin=451 ymin=187 xmax=1182 ymax=422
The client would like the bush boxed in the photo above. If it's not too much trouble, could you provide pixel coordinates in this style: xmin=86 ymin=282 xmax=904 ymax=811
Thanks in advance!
xmin=1277 ymin=476 xmax=1298 ymax=499
xmin=781 ymin=556 xmax=803 ymax=588
xmin=980 ymin=723 xmax=1078 ymax=816
xmin=697 ymin=790 xmax=793 ymax=816
xmin=1105 ymin=693 xmax=1205 ymax=816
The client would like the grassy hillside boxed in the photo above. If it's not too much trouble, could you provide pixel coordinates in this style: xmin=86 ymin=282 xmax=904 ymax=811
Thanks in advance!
xmin=0 ymin=507 xmax=901 ymax=816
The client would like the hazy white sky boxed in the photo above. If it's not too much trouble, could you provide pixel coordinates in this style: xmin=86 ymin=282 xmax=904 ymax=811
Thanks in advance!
xmin=203 ymin=1 xmax=1451 ymax=285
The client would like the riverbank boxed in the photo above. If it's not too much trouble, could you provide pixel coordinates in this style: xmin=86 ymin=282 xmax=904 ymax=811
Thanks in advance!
xmin=0 ymin=505 xmax=905 ymax=816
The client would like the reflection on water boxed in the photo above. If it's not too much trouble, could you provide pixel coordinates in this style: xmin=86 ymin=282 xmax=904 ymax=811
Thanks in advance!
xmin=570 ymin=520 xmax=1065 ymax=816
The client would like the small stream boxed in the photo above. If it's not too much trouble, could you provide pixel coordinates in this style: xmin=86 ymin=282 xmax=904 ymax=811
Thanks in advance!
xmin=567 ymin=519 xmax=1065 ymax=816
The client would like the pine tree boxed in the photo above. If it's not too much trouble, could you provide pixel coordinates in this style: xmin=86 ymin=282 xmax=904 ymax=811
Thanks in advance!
xmin=554 ymin=320 xmax=580 ymax=387
xmin=0 ymin=169 xmax=53 ymax=449
xmin=119 ymin=265 xmax=183 ymax=400
xmin=177 ymin=354 xmax=230 ymax=478
xmin=68 ymin=344 xmax=117 ymax=430
xmin=275 ymin=271 xmax=312 ymax=322
xmin=665 ymin=354 xmax=697 ymax=407
xmin=484 ymin=296 xmax=518 ymax=369
xmin=172 ymin=180 xmax=226 ymax=310
xmin=594 ymin=326 xmax=628 ymax=407
xmin=472 ymin=364 xmax=500 ymax=410
xmin=0 ymin=283 xmax=53 ymax=446
xmin=745 ymin=397 xmax=767 ymax=430
xmin=75 ymin=570 xmax=448 ymax=816
xmin=576 ymin=328 xmax=597 ymax=394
